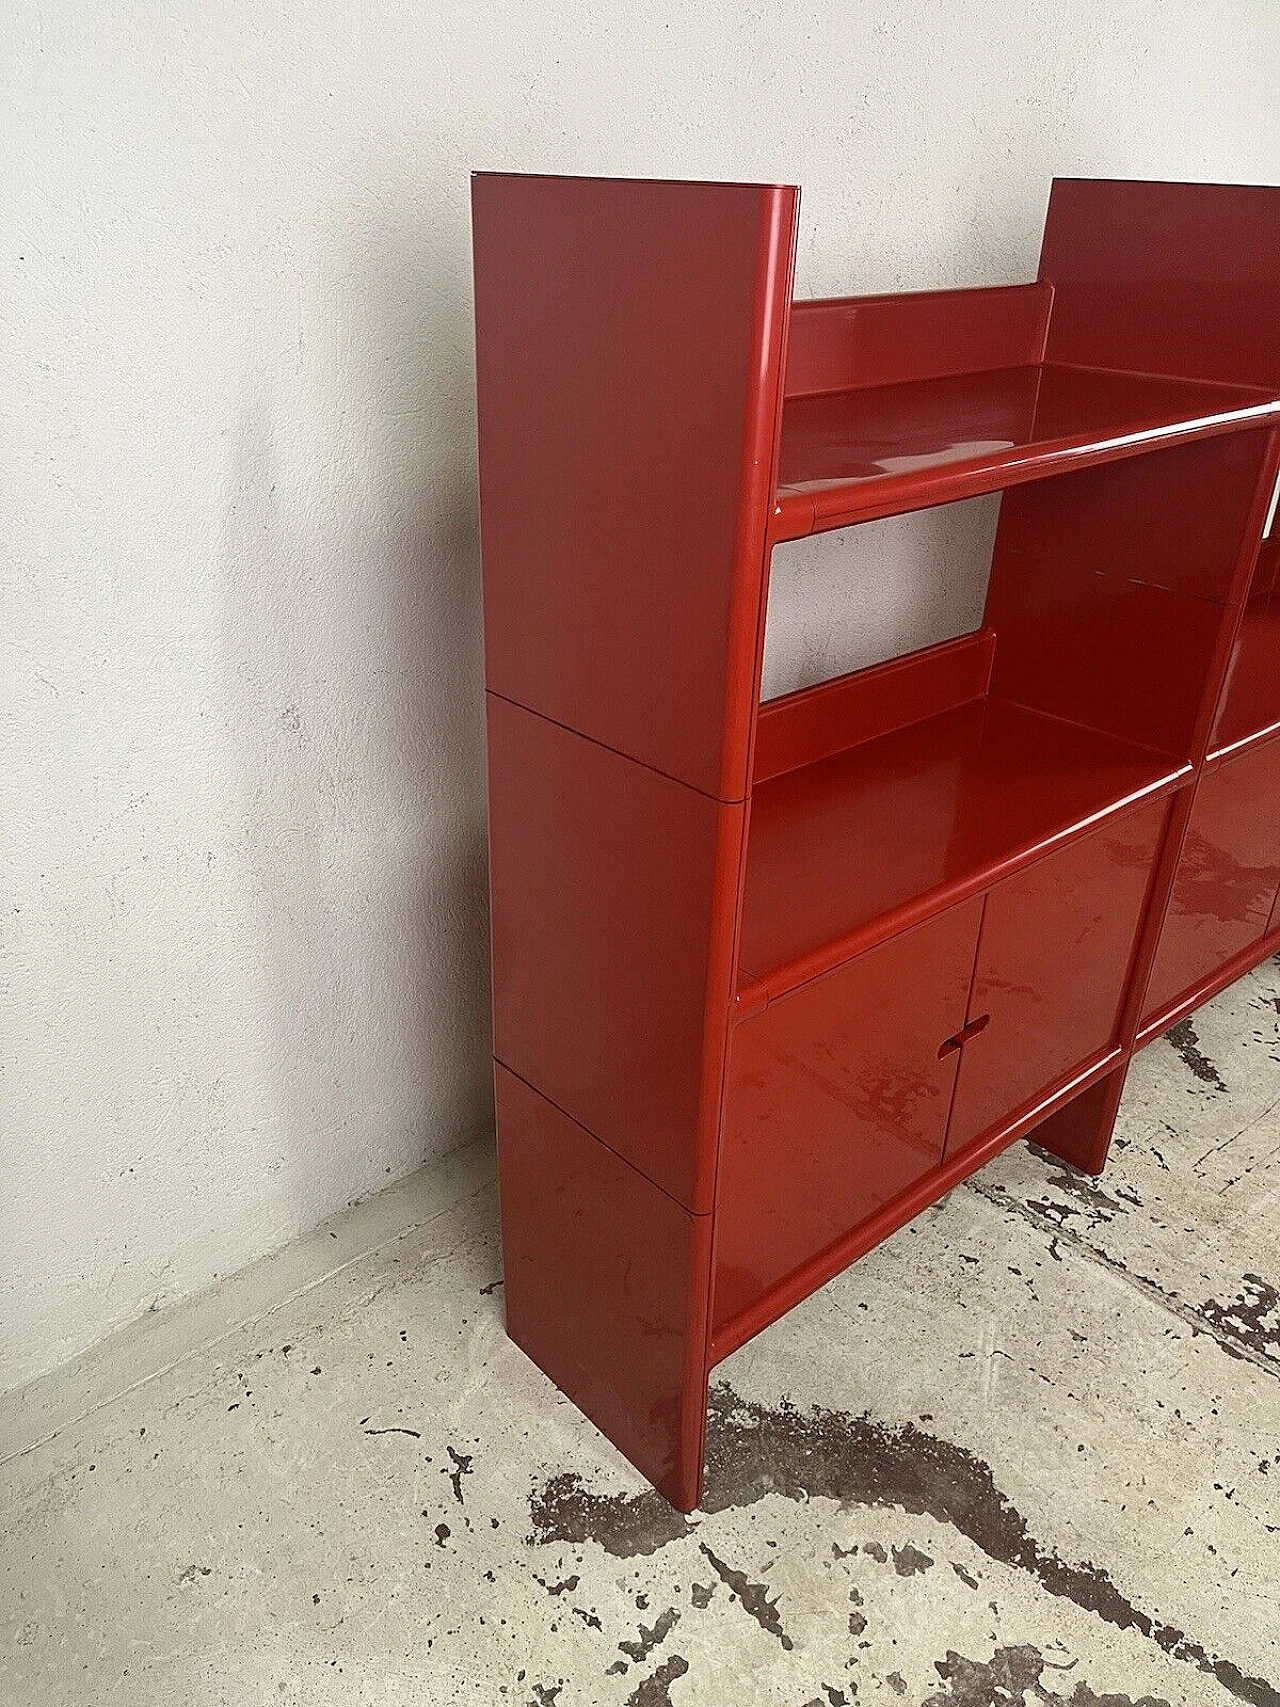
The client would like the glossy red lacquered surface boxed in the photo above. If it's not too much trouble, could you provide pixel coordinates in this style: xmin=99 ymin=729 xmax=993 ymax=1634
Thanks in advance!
xmin=710 ymin=1040 xmax=1123 ymax=1366
xmin=496 ymin=1066 xmax=712 ymax=1511
xmin=753 ymin=628 xmax=995 ymax=784
xmin=473 ymin=173 xmax=796 ymax=800
xmin=714 ymin=901 xmax=982 ymax=1332
xmin=773 ymin=363 xmax=1279 ymax=539
xmin=739 ymin=693 xmax=1187 ymax=1004
xmin=486 ymin=693 xmax=741 ymax=1213
xmin=1211 ymin=590 xmax=1280 ymax=760
xmin=1141 ymin=738 xmax=1280 ymax=1027
xmin=988 ymin=429 xmax=1268 ymax=605
xmin=986 ymin=433 xmax=1273 ymax=756
xmin=477 ymin=173 xmax=1280 ymax=1512
xmin=1040 ymin=178 xmax=1280 ymax=389
xmin=1137 ymin=916 xmax=1280 ymax=1052
xmin=1022 ymin=1065 xmax=1130 ymax=1180
xmin=784 ymin=284 xmax=1051 ymax=397
xmin=1212 ymin=533 xmax=1280 ymax=759
xmin=946 ymin=798 xmax=1167 ymax=1156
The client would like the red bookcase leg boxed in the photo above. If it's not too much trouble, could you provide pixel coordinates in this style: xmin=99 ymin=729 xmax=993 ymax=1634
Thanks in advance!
xmin=1025 ymin=1063 xmax=1128 ymax=1177
xmin=495 ymin=1066 xmax=712 ymax=1512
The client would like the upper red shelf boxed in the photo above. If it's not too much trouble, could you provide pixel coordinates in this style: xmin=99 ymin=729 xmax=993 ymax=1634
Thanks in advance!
xmin=738 ymin=694 xmax=1190 ymax=1007
xmin=773 ymin=363 xmax=1280 ymax=540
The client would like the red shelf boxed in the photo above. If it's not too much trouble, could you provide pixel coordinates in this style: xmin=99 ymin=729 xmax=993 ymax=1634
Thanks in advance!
xmin=738 ymin=696 xmax=1190 ymax=1004
xmin=773 ymin=363 xmax=1280 ymax=539
xmin=1209 ymin=589 xmax=1280 ymax=762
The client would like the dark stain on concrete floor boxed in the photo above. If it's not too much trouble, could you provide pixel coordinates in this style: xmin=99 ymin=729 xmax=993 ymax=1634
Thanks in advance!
xmin=7 ymin=964 xmax=1278 ymax=1707
xmin=529 ymin=1384 xmax=1280 ymax=1707
xmin=922 ymin=1642 xmax=1173 ymax=1705
xmin=623 ymin=1653 xmax=690 ymax=1706
xmin=1165 ymin=1018 xmax=1228 ymax=1093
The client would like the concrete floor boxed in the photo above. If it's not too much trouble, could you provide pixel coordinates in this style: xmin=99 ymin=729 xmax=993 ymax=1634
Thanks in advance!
xmin=3 ymin=964 xmax=1279 ymax=1707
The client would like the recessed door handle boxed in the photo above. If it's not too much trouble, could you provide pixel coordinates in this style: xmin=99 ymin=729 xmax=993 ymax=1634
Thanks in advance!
xmin=938 ymin=1012 xmax=991 ymax=1059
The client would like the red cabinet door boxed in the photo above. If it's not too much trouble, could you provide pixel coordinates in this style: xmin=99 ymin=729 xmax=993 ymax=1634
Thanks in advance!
xmin=946 ymin=797 xmax=1167 ymax=1157
xmin=712 ymin=900 xmax=982 ymax=1333
xmin=1143 ymin=739 xmax=1280 ymax=1024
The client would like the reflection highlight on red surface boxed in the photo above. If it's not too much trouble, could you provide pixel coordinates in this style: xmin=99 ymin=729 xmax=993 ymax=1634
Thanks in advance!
xmin=775 ymin=363 xmax=1279 ymax=537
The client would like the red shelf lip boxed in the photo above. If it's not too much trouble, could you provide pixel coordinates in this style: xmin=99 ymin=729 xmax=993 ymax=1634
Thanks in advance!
xmin=1206 ymin=717 xmax=1280 ymax=767
xmin=771 ymin=365 xmax=1280 ymax=541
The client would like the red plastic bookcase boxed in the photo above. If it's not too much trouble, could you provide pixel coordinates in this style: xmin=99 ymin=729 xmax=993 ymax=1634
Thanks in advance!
xmin=471 ymin=173 xmax=1280 ymax=1511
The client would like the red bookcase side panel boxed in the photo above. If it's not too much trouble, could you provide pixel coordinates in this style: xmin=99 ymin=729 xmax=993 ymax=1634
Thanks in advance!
xmin=496 ymin=1067 xmax=712 ymax=1512
xmin=473 ymin=173 xmax=797 ymax=800
xmin=1039 ymin=178 xmax=1280 ymax=389
xmin=486 ymin=694 xmax=742 ymax=1214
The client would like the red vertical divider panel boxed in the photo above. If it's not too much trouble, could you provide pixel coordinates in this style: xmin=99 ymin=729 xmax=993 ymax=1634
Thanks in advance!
xmin=1039 ymin=178 xmax=1280 ymax=389
xmin=1020 ymin=178 xmax=1280 ymax=1173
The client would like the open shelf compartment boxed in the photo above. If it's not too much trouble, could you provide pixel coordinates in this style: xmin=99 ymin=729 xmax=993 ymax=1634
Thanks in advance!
xmin=738 ymin=633 xmax=1191 ymax=1006
xmin=773 ymin=284 xmax=1280 ymax=540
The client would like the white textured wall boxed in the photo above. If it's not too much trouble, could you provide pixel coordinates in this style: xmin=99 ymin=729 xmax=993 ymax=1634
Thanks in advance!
xmin=4 ymin=1 xmax=1278 ymax=1392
